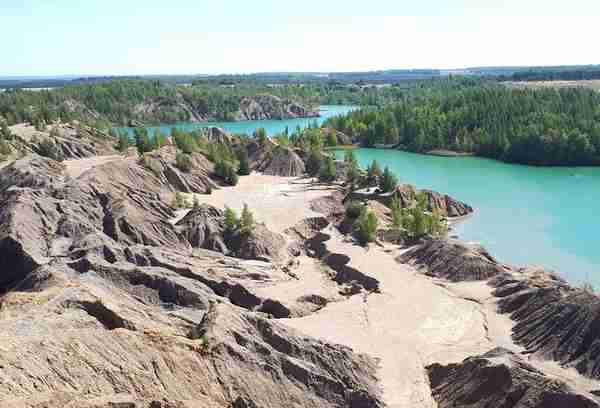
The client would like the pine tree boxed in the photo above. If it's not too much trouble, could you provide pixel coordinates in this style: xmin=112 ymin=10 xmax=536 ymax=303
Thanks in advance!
xmin=224 ymin=206 xmax=239 ymax=232
xmin=237 ymin=148 xmax=250 ymax=176
xmin=240 ymin=204 xmax=255 ymax=234
xmin=379 ymin=166 xmax=398 ymax=193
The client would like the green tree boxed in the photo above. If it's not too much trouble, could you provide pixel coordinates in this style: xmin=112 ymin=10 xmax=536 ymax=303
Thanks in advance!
xmin=379 ymin=166 xmax=398 ymax=193
xmin=390 ymin=194 xmax=404 ymax=229
xmin=224 ymin=206 xmax=239 ymax=232
xmin=134 ymin=128 xmax=152 ymax=155
xmin=366 ymin=160 xmax=382 ymax=186
xmin=306 ymin=148 xmax=323 ymax=177
xmin=318 ymin=155 xmax=337 ymax=182
xmin=176 ymin=152 xmax=193 ymax=172
xmin=255 ymin=128 xmax=268 ymax=146
xmin=344 ymin=149 xmax=360 ymax=189
xmin=237 ymin=148 xmax=250 ymax=176
xmin=1 ymin=120 xmax=13 ymax=140
xmin=355 ymin=208 xmax=378 ymax=244
xmin=240 ymin=203 xmax=255 ymax=234
xmin=116 ymin=132 xmax=130 ymax=152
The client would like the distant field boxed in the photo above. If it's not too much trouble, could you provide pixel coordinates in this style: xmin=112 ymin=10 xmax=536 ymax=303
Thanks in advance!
xmin=502 ymin=80 xmax=600 ymax=90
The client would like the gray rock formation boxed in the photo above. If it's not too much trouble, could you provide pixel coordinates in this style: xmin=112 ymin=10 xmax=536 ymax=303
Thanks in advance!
xmin=0 ymin=153 xmax=384 ymax=407
xmin=7 ymin=122 xmax=117 ymax=160
xmin=246 ymin=139 xmax=306 ymax=177
xmin=400 ymin=238 xmax=509 ymax=281
xmin=237 ymin=94 xmax=318 ymax=121
xmin=427 ymin=347 xmax=599 ymax=408
xmin=492 ymin=268 xmax=600 ymax=380
xmin=347 ymin=184 xmax=473 ymax=218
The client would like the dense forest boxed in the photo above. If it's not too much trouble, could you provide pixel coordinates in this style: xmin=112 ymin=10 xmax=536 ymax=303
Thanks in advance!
xmin=324 ymin=86 xmax=600 ymax=166
xmin=0 ymin=78 xmax=480 ymax=129
xmin=506 ymin=69 xmax=600 ymax=82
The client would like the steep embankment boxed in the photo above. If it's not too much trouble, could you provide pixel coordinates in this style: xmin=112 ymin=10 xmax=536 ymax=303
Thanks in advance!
xmin=427 ymin=348 xmax=599 ymax=408
xmin=0 ymin=153 xmax=383 ymax=407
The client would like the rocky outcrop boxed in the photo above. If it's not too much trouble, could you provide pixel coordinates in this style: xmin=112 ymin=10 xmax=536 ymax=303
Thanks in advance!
xmin=139 ymin=146 xmax=216 ymax=194
xmin=237 ymin=94 xmax=319 ymax=121
xmin=0 ymin=153 xmax=384 ymax=407
xmin=347 ymin=184 xmax=473 ymax=218
xmin=176 ymin=204 xmax=287 ymax=262
xmin=246 ymin=139 xmax=306 ymax=177
xmin=130 ymin=94 xmax=318 ymax=125
xmin=492 ymin=268 xmax=600 ymax=380
xmin=400 ymin=238 xmax=509 ymax=281
xmin=8 ymin=122 xmax=116 ymax=160
xmin=321 ymin=127 xmax=353 ymax=145
xmin=427 ymin=347 xmax=599 ymax=408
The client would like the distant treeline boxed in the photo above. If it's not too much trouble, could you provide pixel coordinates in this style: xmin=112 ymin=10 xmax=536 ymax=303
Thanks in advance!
xmin=325 ymin=86 xmax=600 ymax=166
xmin=505 ymin=69 xmax=600 ymax=82
xmin=0 ymin=78 xmax=476 ymax=128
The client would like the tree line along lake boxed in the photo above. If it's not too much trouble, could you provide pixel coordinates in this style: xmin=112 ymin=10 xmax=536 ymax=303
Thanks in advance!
xmin=122 ymin=105 xmax=600 ymax=287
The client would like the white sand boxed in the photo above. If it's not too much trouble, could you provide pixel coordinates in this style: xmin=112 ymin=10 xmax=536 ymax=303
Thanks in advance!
xmin=63 ymin=155 xmax=124 ymax=179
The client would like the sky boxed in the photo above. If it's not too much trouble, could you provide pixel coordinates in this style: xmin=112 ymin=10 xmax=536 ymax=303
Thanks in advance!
xmin=2 ymin=0 xmax=600 ymax=76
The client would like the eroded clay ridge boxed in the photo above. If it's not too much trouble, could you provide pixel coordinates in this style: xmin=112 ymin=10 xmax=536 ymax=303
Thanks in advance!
xmin=403 ymin=237 xmax=600 ymax=385
xmin=427 ymin=347 xmax=599 ymax=408
xmin=0 ymin=153 xmax=383 ymax=407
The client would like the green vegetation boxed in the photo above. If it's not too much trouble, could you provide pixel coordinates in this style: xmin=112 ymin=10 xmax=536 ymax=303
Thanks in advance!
xmin=379 ymin=166 xmax=398 ymax=193
xmin=390 ymin=192 xmax=447 ymax=240
xmin=37 ymin=138 xmax=64 ymax=162
xmin=366 ymin=160 xmax=382 ymax=186
xmin=325 ymin=86 xmax=600 ymax=166
xmin=345 ymin=200 xmax=365 ymax=219
xmin=214 ymin=160 xmax=239 ymax=186
xmin=236 ymin=148 xmax=250 ymax=176
xmin=224 ymin=206 xmax=239 ymax=232
xmin=175 ymin=152 xmax=193 ymax=172
xmin=223 ymin=204 xmax=255 ymax=234
xmin=171 ymin=192 xmax=191 ymax=209
xmin=344 ymin=149 xmax=361 ymax=189
xmin=239 ymin=203 xmax=255 ymax=234
xmin=318 ymin=155 xmax=337 ymax=182
xmin=116 ymin=131 xmax=130 ymax=152
xmin=355 ymin=207 xmax=379 ymax=244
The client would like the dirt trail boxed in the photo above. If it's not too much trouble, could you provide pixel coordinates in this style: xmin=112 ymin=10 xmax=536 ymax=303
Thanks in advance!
xmin=63 ymin=155 xmax=124 ymax=179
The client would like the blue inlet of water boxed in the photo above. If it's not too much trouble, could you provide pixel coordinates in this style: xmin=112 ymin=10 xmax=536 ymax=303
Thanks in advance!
xmin=335 ymin=148 xmax=600 ymax=287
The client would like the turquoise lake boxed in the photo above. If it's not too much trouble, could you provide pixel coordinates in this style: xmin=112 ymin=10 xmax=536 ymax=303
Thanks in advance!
xmin=335 ymin=148 xmax=600 ymax=287
xmin=116 ymin=105 xmax=356 ymax=137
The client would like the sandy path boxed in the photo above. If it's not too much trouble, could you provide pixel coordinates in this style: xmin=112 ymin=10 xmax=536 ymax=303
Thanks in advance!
xmin=63 ymin=155 xmax=124 ymax=179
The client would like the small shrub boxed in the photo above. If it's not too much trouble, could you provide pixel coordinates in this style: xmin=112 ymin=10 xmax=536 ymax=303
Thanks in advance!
xmin=176 ymin=152 xmax=193 ymax=172
xmin=215 ymin=160 xmax=238 ymax=186
xmin=355 ymin=208 xmax=378 ymax=245
xmin=345 ymin=200 xmax=364 ymax=219
xmin=37 ymin=139 xmax=64 ymax=162
xmin=171 ymin=192 xmax=190 ymax=209
xmin=318 ymin=155 xmax=337 ymax=182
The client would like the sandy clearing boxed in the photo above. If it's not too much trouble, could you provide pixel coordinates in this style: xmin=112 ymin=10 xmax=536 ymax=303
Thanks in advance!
xmin=63 ymin=155 xmax=124 ymax=179
xmin=186 ymin=173 xmax=339 ymax=233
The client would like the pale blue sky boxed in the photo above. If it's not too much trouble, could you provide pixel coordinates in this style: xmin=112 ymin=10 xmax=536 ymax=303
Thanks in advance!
xmin=2 ymin=0 xmax=600 ymax=76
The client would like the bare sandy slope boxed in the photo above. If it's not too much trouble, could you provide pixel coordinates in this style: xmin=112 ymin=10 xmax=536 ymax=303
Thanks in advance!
xmin=188 ymin=173 xmax=339 ymax=233
xmin=63 ymin=155 xmax=124 ymax=179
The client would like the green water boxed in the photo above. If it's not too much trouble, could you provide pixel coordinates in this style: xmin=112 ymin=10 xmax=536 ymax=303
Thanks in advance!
xmin=335 ymin=148 xmax=600 ymax=286
xmin=116 ymin=105 xmax=356 ymax=137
